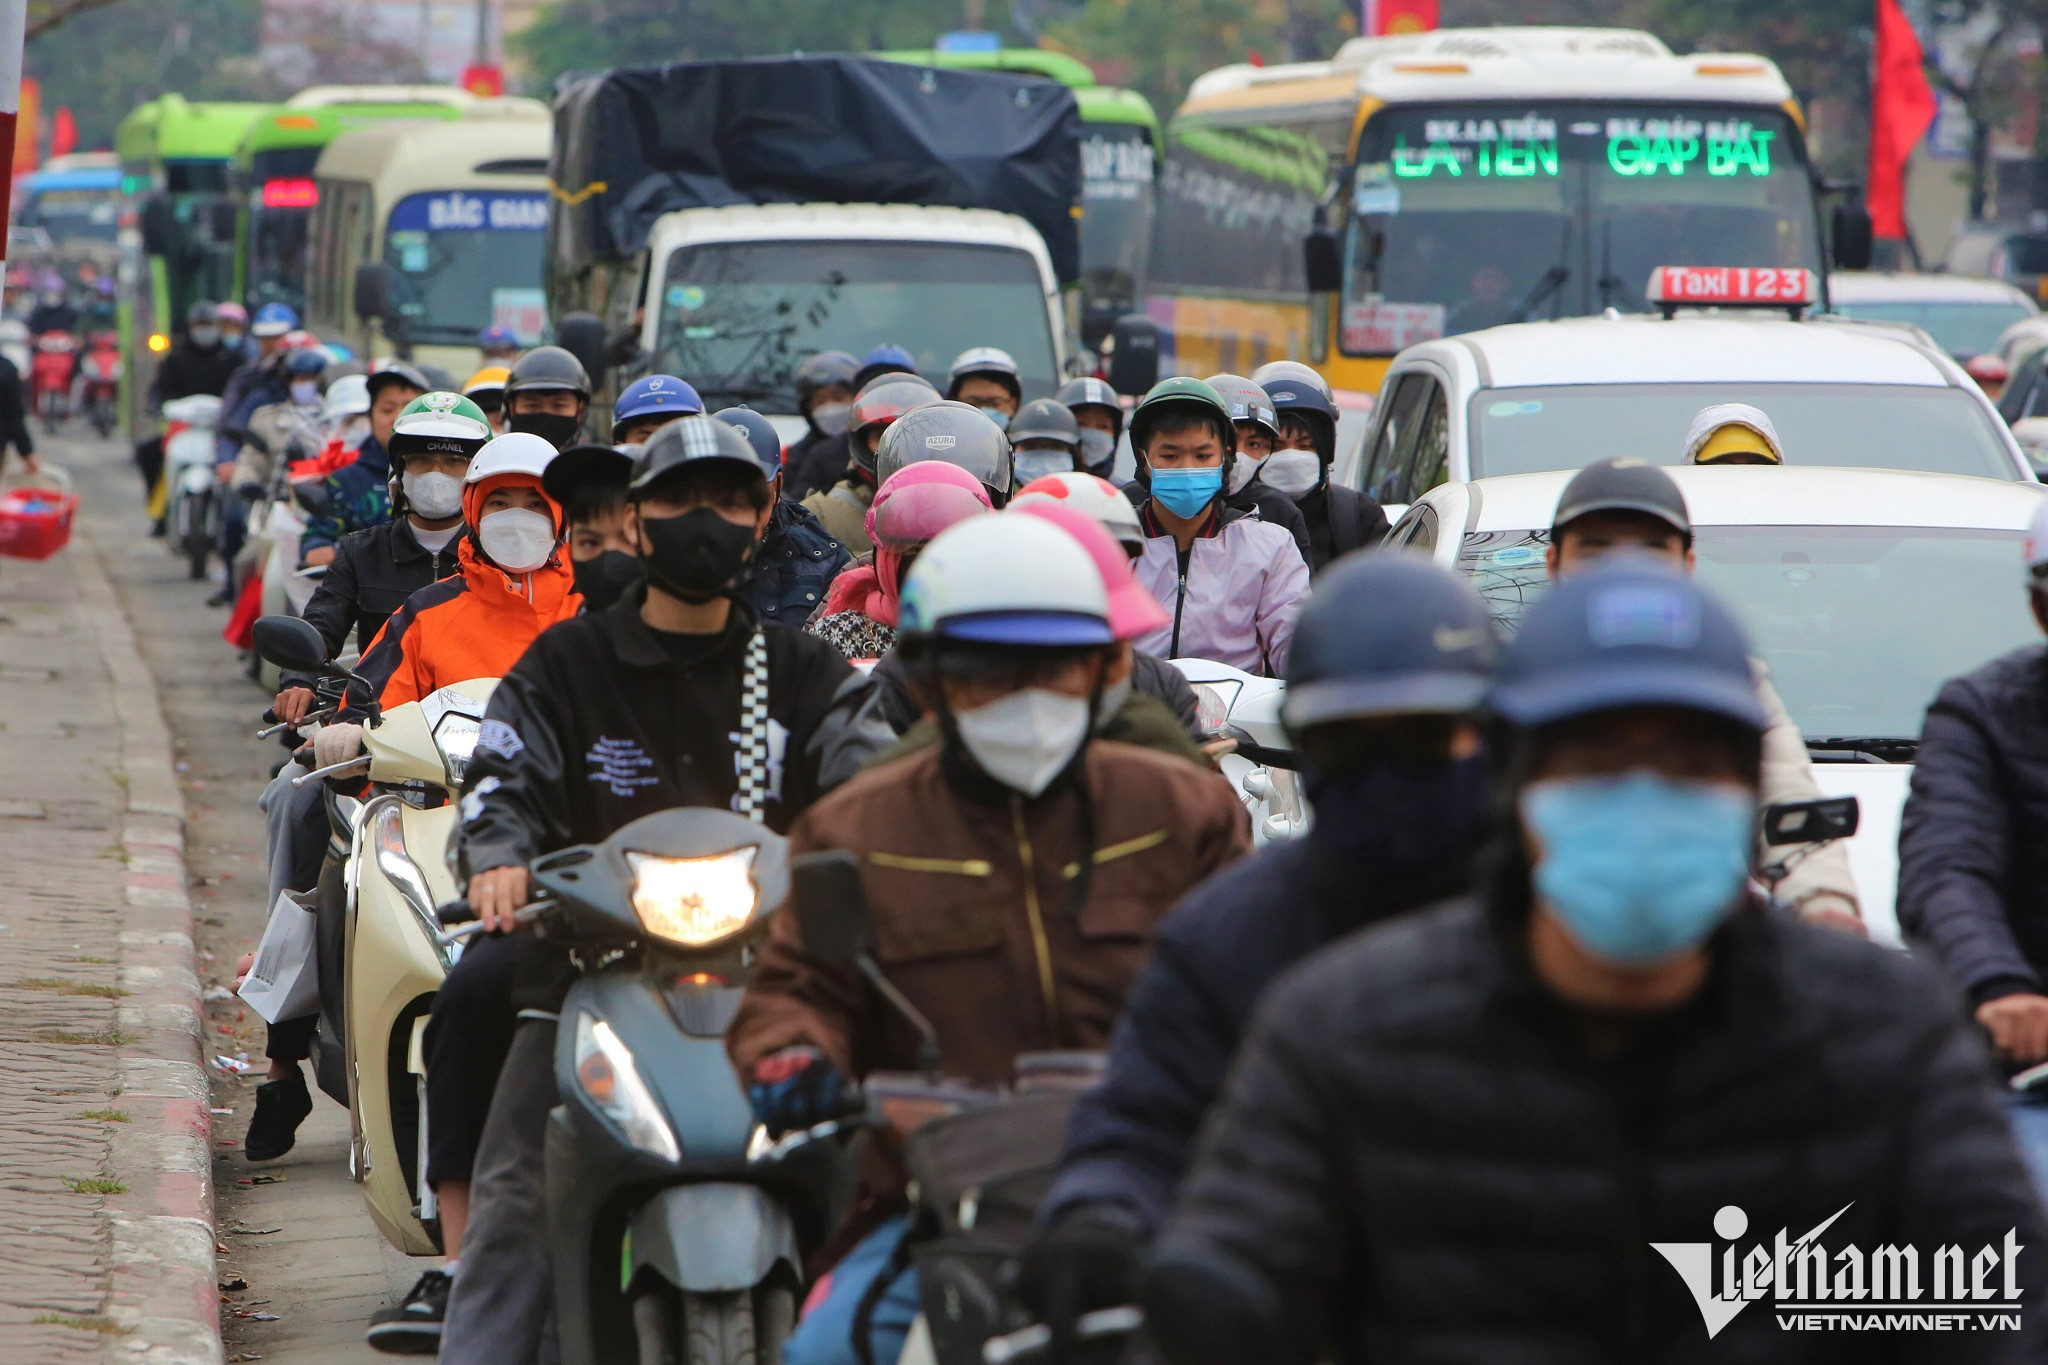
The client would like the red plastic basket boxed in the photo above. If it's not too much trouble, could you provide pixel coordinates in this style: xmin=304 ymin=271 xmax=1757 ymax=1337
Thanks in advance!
xmin=0 ymin=467 xmax=77 ymax=560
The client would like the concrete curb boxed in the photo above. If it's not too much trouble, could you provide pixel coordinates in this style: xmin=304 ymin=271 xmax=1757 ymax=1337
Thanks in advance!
xmin=73 ymin=521 xmax=223 ymax=1365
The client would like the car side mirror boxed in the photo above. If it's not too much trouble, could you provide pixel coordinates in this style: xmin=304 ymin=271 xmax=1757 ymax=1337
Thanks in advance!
xmin=1832 ymin=204 xmax=1874 ymax=272
xmin=555 ymin=311 xmax=609 ymax=394
xmin=1762 ymin=796 xmax=1859 ymax=846
xmin=1105 ymin=314 xmax=1160 ymax=397
xmin=252 ymin=614 xmax=334 ymax=675
xmin=790 ymin=850 xmax=872 ymax=971
xmin=1304 ymin=224 xmax=1343 ymax=294
xmin=353 ymin=261 xmax=392 ymax=322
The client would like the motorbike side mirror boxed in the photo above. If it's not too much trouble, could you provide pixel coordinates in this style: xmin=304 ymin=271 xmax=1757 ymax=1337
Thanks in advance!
xmin=1105 ymin=314 xmax=1160 ymax=397
xmin=1831 ymin=204 xmax=1875 ymax=272
xmin=1304 ymin=224 xmax=1344 ymax=294
xmin=353 ymin=261 xmax=393 ymax=322
xmin=555 ymin=311 xmax=609 ymax=394
xmin=790 ymin=850 xmax=872 ymax=970
xmin=1762 ymin=795 xmax=1859 ymax=846
xmin=252 ymin=614 xmax=336 ymax=675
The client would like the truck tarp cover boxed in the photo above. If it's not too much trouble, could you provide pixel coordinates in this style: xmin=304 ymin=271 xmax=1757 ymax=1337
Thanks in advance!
xmin=551 ymin=55 xmax=1082 ymax=281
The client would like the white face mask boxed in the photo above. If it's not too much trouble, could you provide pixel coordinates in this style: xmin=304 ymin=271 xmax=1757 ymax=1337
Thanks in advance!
xmin=290 ymin=379 xmax=321 ymax=408
xmin=403 ymin=470 xmax=464 ymax=521
xmin=1013 ymin=446 xmax=1076 ymax=485
xmin=1226 ymin=449 xmax=1267 ymax=494
xmin=812 ymin=401 xmax=853 ymax=437
xmin=1077 ymin=428 xmax=1117 ymax=471
xmin=953 ymin=688 xmax=1091 ymax=797
xmin=1259 ymin=448 xmax=1323 ymax=497
xmin=340 ymin=415 xmax=371 ymax=449
xmin=477 ymin=507 xmax=556 ymax=573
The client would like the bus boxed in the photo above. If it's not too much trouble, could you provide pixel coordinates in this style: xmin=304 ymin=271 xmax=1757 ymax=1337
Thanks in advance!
xmin=879 ymin=48 xmax=1161 ymax=348
xmin=231 ymin=86 xmax=491 ymax=317
xmin=16 ymin=153 xmax=124 ymax=250
xmin=1152 ymin=27 xmax=1853 ymax=393
xmin=304 ymin=107 xmax=550 ymax=378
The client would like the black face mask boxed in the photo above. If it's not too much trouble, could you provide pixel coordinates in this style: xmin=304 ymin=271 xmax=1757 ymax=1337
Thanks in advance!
xmin=571 ymin=549 xmax=644 ymax=611
xmin=639 ymin=507 xmax=758 ymax=604
xmin=508 ymin=409 xmax=582 ymax=451
xmin=1302 ymin=752 xmax=1492 ymax=877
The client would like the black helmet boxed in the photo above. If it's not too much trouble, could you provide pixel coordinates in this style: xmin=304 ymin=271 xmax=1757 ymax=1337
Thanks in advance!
xmin=365 ymin=359 xmax=433 ymax=405
xmin=856 ymin=369 xmax=937 ymax=401
xmin=1282 ymin=555 xmax=1496 ymax=734
xmin=627 ymin=413 xmax=767 ymax=496
xmin=1008 ymin=397 xmax=1080 ymax=450
xmin=504 ymin=345 xmax=592 ymax=401
xmin=1055 ymin=376 xmax=1123 ymax=437
xmin=1264 ymin=378 xmax=1338 ymax=463
xmin=794 ymin=351 xmax=859 ymax=411
xmin=875 ymin=399 xmax=1013 ymax=503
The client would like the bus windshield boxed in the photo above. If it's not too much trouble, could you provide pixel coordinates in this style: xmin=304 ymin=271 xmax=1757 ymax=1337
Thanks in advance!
xmin=383 ymin=190 xmax=549 ymax=346
xmin=22 ymin=183 xmax=122 ymax=245
xmin=1342 ymin=103 xmax=1821 ymax=352
xmin=1079 ymin=125 xmax=1157 ymax=330
xmin=652 ymin=240 xmax=1058 ymax=413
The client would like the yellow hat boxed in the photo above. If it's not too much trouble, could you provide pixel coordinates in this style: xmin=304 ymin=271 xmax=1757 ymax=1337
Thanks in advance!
xmin=463 ymin=365 xmax=511 ymax=396
xmin=1693 ymin=422 xmax=1781 ymax=465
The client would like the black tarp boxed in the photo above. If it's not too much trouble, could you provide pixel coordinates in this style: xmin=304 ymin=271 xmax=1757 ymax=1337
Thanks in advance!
xmin=549 ymin=55 xmax=1083 ymax=283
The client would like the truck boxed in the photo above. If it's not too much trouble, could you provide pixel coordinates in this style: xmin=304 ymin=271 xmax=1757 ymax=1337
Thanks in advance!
xmin=545 ymin=54 xmax=1083 ymax=438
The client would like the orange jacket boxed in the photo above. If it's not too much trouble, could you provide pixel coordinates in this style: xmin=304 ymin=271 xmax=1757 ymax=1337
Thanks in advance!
xmin=344 ymin=536 xmax=581 ymax=717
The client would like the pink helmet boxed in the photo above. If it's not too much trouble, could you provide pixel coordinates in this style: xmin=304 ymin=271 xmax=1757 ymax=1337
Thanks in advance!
xmin=215 ymin=301 xmax=249 ymax=326
xmin=1009 ymin=499 xmax=1169 ymax=640
xmin=866 ymin=462 xmax=993 ymax=621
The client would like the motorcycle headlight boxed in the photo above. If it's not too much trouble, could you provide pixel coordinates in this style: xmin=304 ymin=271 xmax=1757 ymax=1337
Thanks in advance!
xmin=572 ymin=1011 xmax=680 ymax=1162
xmin=625 ymin=846 xmax=759 ymax=948
xmin=432 ymin=711 xmax=482 ymax=786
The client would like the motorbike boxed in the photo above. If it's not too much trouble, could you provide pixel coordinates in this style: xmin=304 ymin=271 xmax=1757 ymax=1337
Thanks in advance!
xmin=1174 ymin=658 xmax=1307 ymax=845
xmin=252 ymin=615 xmax=496 ymax=1256
xmin=76 ymin=330 xmax=119 ymax=437
xmin=163 ymin=393 xmax=223 ymax=581
xmin=30 ymin=329 xmax=76 ymax=431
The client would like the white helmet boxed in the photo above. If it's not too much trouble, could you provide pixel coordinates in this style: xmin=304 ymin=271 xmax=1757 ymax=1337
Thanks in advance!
xmin=947 ymin=346 xmax=1019 ymax=384
xmin=899 ymin=515 xmax=1112 ymax=647
xmin=1010 ymin=472 xmax=1143 ymax=552
xmin=1249 ymin=359 xmax=1332 ymax=401
xmin=322 ymin=372 xmax=371 ymax=420
xmin=465 ymin=430 xmax=558 ymax=485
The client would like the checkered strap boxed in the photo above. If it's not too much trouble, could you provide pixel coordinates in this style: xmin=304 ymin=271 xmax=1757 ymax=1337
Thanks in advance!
xmin=734 ymin=630 xmax=771 ymax=824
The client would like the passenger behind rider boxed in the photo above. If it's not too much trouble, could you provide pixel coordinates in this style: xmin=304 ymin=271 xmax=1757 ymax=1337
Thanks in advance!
xmin=500 ymin=345 xmax=591 ymax=450
xmin=1125 ymin=377 xmax=1309 ymax=677
xmin=784 ymin=350 xmax=860 ymax=501
xmin=1205 ymin=373 xmax=1312 ymax=563
xmin=802 ymin=374 xmax=941 ymax=553
xmin=727 ymin=511 xmax=1251 ymax=1365
xmin=1056 ymin=376 xmax=1124 ymax=480
xmin=1007 ymin=397 xmax=1086 ymax=487
xmin=1252 ymin=361 xmax=1391 ymax=571
xmin=299 ymin=362 xmax=430 ymax=566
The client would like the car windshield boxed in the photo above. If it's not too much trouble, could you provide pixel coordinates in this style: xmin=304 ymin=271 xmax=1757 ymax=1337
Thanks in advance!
xmin=1469 ymin=383 xmax=2018 ymax=481
xmin=383 ymin=190 xmax=550 ymax=346
xmin=1829 ymin=299 xmax=2035 ymax=359
xmin=652 ymin=240 xmax=1058 ymax=414
xmin=1457 ymin=525 xmax=2037 ymax=743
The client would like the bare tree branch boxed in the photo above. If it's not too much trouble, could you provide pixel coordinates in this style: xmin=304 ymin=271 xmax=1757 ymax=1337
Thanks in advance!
xmin=27 ymin=0 xmax=130 ymax=42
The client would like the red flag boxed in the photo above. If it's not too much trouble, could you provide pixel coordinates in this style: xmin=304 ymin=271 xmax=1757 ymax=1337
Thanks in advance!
xmin=1867 ymin=0 xmax=1937 ymax=240
xmin=49 ymin=105 xmax=73 ymax=157
xmin=460 ymin=64 xmax=504 ymax=97
xmin=1366 ymin=0 xmax=1439 ymax=36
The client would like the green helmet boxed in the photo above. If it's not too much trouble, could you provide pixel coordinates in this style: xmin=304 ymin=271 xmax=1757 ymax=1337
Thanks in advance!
xmin=389 ymin=392 xmax=493 ymax=459
xmin=1129 ymin=376 xmax=1234 ymax=464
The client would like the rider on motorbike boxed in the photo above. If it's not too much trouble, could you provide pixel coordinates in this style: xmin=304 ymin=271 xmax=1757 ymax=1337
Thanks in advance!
xmin=462 ymin=366 xmax=510 ymax=435
xmin=1207 ymin=373 xmax=1312 ymax=563
xmin=785 ymin=349 xmax=860 ymax=501
xmin=299 ymin=362 xmax=430 ymax=567
xmin=501 ymin=345 xmax=591 ymax=450
xmin=1056 ymin=376 xmax=1124 ymax=480
xmin=610 ymin=373 xmax=702 ymax=445
xmin=802 ymin=375 xmax=942 ymax=552
xmin=1257 ymin=367 xmax=1389 ymax=571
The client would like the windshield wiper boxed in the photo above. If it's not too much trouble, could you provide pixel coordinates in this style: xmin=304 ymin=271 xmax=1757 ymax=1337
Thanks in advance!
xmin=1807 ymin=737 xmax=1918 ymax=764
xmin=1509 ymin=265 xmax=1569 ymax=324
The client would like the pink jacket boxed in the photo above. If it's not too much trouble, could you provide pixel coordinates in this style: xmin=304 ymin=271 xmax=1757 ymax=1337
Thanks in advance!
xmin=1131 ymin=503 xmax=1309 ymax=676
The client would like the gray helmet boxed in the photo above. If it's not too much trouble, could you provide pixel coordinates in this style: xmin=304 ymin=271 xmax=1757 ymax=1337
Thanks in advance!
xmin=627 ymin=413 xmax=767 ymax=495
xmin=365 ymin=360 xmax=433 ymax=404
xmin=1008 ymin=397 xmax=1080 ymax=451
xmin=1055 ymin=375 xmax=1123 ymax=437
xmin=875 ymin=399 xmax=1013 ymax=503
xmin=1207 ymin=373 xmax=1281 ymax=442
xmin=1249 ymin=359 xmax=1332 ymax=401
xmin=186 ymin=300 xmax=219 ymax=327
xmin=504 ymin=345 xmax=592 ymax=400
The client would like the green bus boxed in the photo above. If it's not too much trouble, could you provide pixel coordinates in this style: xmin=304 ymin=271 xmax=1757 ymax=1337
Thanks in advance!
xmin=878 ymin=48 xmax=1160 ymax=347
xmin=230 ymin=86 xmax=483 ymax=318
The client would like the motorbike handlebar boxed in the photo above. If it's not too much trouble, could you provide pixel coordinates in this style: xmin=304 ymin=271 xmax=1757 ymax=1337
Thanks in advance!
xmin=436 ymin=898 xmax=474 ymax=927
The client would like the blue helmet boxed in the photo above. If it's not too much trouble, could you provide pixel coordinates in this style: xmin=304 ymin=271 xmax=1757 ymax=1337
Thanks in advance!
xmin=712 ymin=406 xmax=783 ymax=477
xmin=1283 ymin=554 xmax=1496 ymax=733
xmin=283 ymin=348 xmax=327 ymax=377
xmin=854 ymin=343 xmax=918 ymax=388
xmin=612 ymin=374 xmax=704 ymax=440
xmin=251 ymin=303 xmax=298 ymax=338
xmin=1491 ymin=559 xmax=1765 ymax=732
xmin=477 ymin=323 xmax=519 ymax=351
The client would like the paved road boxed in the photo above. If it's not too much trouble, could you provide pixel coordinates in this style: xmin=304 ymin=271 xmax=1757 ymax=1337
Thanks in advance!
xmin=72 ymin=432 xmax=418 ymax=1363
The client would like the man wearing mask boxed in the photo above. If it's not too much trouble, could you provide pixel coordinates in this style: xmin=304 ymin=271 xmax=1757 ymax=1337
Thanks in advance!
xmin=216 ymin=347 xmax=329 ymax=604
xmin=610 ymin=372 xmax=701 ymax=445
xmin=946 ymin=345 xmax=1022 ymax=429
xmin=1056 ymin=375 xmax=1125 ymax=480
xmin=149 ymin=301 xmax=241 ymax=402
xmin=1144 ymin=562 xmax=2048 ymax=1364
xmin=218 ymin=302 xmax=300 ymax=458
xmin=300 ymin=362 xmax=430 ymax=566
xmin=728 ymin=512 xmax=1249 ymax=1365
xmin=802 ymin=375 xmax=941 ymax=552
xmin=1008 ymin=397 xmax=1086 ymax=486
xmin=1126 ymin=377 xmax=1308 ymax=676
xmin=500 ymin=344 xmax=591 ymax=449
xmin=1021 ymin=555 xmax=1494 ymax=1341
xmin=436 ymin=415 xmax=855 ymax=1364
xmin=542 ymin=442 xmax=643 ymax=613
xmin=713 ymin=404 xmax=849 ymax=626
xmin=1259 ymin=369 xmax=1388 ymax=570
xmin=785 ymin=349 xmax=860 ymax=501
xmin=1206 ymin=374 xmax=1312 ymax=562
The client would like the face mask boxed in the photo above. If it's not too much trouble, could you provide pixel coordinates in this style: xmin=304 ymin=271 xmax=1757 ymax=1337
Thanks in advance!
xmin=953 ymin=688 xmax=1091 ymax=797
xmin=508 ymin=409 xmax=581 ymax=450
xmin=1149 ymin=465 xmax=1223 ymax=519
xmin=402 ymin=470 xmax=464 ymax=521
xmin=1078 ymin=429 xmax=1117 ymax=474
xmin=1094 ymin=675 xmax=1132 ymax=731
xmin=189 ymin=325 xmax=219 ymax=347
xmin=640 ymin=506 xmax=758 ymax=602
xmin=811 ymin=401 xmax=852 ymax=438
xmin=1259 ymin=448 xmax=1323 ymax=498
xmin=572 ymin=549 xmax=645 ymax=611
xmin=290 ymin=379 xmax=321 ymax=408
xmin=1226 ymin=451 xmax=1265 ymax=495
xmin=1304 ymin=754 xmax=1491 ymax=876
xmin=224 ymin=329 xmax=246 ymax=349
xmin=477 ymin=507 xmax=558 ymax=574
xmin=1013 ymin=447 xmax=1075 ymax=485
xmin=1521 ymin=772 xmax=1753 ymax=965
xmin=976 ymin=406 xmax=1012 ymax=432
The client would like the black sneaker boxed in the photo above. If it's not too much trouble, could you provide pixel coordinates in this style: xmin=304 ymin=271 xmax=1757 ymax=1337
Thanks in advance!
xmin=243 ymin=1073 xmax=312 ymax=1161
xmin=367 ymin=1269 xmax=450 ymax=1355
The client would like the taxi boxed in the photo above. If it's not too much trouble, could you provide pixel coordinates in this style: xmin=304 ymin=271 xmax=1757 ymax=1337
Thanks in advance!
xmin=1381 ymin=463 xmax=2048 ymax=940
xmin=1337 ymin=267 xmax=2035 ymax=510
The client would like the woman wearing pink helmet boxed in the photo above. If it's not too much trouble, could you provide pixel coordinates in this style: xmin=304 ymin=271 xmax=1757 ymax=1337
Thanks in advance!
xmin=807 ymin=461 xmax=992 ymax=660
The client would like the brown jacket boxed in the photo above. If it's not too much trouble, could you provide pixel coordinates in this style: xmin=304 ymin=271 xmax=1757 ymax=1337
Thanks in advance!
xmin=729 ymin=740 xmax=1251 ymax=1088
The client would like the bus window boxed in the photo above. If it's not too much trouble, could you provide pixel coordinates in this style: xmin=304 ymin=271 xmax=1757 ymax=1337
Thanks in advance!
xmin=1079 ymin=125 xmax=1156 ymax=333
xmin=383 ymin=190 xmax=549 ymax=346
xmin=1149 ymin=122 xmax=1327 ymax=297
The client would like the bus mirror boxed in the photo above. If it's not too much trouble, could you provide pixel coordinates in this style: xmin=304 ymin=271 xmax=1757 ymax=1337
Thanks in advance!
xmin=140 ymin=199 xmax=174 ymax=258
xmin=1305 ymin=225 xmax=1344 ymax=295
xmin=1105 ymin=314 xmax=1160 ymax=397
xmin=353 ymin=262 xmax=392 ymax=322
xmin=555 ymin=312 xmax=609 ymax=392
xmin=1832 ymin=204 xmax=1874 ymax=272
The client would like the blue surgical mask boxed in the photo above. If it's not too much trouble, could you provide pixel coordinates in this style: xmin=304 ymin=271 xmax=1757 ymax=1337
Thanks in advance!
xmin=1149 ymin=465 xmax=1223 ymax=519
xmin=977 ymin=406 xmax=1012 ymax=432
xmin=1521 ymin=772 xmax=1752 ymax=964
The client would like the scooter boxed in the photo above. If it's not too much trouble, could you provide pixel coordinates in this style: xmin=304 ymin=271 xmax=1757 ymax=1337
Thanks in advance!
xmin=76 ymin=330 xmax=119 ymax=437
xmin=163 ymin=394 xmax=223 ymax=581
xmin=1174 ymin=658 xmax=1308 ymax=845
xmin=30 ymin=329 xmax=75 ymax=431
xmin=252 ymin=615 xmax=496 ymax=1256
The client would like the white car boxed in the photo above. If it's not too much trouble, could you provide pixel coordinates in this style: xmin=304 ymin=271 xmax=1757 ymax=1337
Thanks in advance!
xmin=1336 ymin=313 xmax=2035 ymax=511
xmin=1825 ymin=270 xmax=2039 ymax=362
xmin=1384 ymin=464 xmax=2048 ymax=941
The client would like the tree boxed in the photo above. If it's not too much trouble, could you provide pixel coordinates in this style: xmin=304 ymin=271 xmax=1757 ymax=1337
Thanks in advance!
xmin=28 ymin=0 xmax=130 ymax=41
xmin=1921 ymin=0 xmax=2021 ymax=220
xmin=1038 ymin=0 xmax=1357 ymax=120
xmin=25 ymin=0 xmax=264 ymax=150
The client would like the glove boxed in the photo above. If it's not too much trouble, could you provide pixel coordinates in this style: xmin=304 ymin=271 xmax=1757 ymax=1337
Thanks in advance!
xmin=1018 ymin=1208 xmax=1146 ymax=1360
xmin=746 ymin=1046 xmax=845 ymax=1136
xmin=312 ymin=721 xmax=365 ymax=770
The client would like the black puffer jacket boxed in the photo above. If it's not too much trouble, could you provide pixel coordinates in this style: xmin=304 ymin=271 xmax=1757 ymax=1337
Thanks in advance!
xmin=1898 ymin=643 xmax=2048 ymax=1009
xmin=785 ymin=429 xmax=855 ymax=503
xmin=298 ymin=518 xmax=461 ymax=660
xmin=1296 ymin=481 xmax=1389 ymax=572
xmin=1151 ymin=867 xmax=2048 ymax=1363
